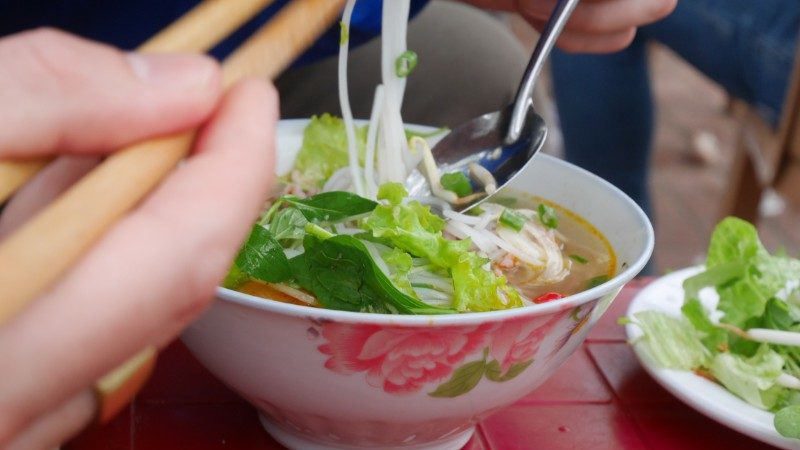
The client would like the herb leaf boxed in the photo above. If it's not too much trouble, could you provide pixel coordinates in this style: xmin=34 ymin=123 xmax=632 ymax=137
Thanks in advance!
xmin=537 ymin=203 xmax=558 ymax=229
xmin=290 ymin=234 xmax=453 ymax=314
xmin=499 ymin=209 xmax=526 ymax=232
xmin=283 ymin=191 xmax=378 ymax=223
xmin=440 ymin=171 xmax=473 ymax=197
xmin=270 ymin=207 xmax=307 ymax=241
xmin=234 ymin=225 xmax=291 ymax=283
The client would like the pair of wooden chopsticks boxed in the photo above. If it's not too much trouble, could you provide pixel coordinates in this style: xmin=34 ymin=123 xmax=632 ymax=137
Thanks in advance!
xmin=0 ymin=0 xmax=345 ymax=423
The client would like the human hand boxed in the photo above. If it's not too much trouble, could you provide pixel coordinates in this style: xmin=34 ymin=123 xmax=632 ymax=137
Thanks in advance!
xmin=464 ymin=0 xmax=677 ymax=53
xmin=0 ymin=29 xmax=277 ymax=449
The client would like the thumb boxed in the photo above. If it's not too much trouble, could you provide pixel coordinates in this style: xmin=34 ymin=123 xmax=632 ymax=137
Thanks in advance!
xmin=0 ymin=28 xmax=222 ymax=158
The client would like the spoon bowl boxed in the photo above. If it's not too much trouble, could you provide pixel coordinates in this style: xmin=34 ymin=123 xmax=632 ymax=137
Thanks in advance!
xmin=407 ymin=0 xmax=579 ymax=211
xmin=406 ymin=104 xmax=547 ymax=211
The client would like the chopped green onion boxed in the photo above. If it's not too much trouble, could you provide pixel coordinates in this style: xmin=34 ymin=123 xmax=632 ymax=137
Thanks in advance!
xmin=339 ymin=21 xmax=349 ymax=45
xmin=395 ymin=50 xmax=418 ymax=77
xmin=569 ymin=254 xmax=588 ymax=264
xmin=467 ymin=206 xmax=485 ymax=216
xmin=440 ymin=171 xmax=473 ymax=197
xmin=499 ymin=209 xmax=526 ymax=232
xmin=537 ymin=203 xmax=558 ymax=229
xmin=587 ymin=275 xmax=609 ymax=289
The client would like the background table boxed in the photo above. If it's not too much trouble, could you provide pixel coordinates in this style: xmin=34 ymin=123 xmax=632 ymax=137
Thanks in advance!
xmin=66 ymin=279 xmax=779 ymax=449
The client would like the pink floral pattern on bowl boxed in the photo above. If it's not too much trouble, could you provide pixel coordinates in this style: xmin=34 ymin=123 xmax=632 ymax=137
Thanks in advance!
xmin=318 ymin=310 xmax=571 ymax=397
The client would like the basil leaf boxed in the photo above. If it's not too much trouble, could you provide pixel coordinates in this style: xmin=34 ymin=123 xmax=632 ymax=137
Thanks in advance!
xmin=395 ymin=50 xmax=418 ymax=77
xmin=234 ymin=225 xmax=291 ymax=283
xmin=499 ymin=209 xmax=526 ymax=232
xmin=283 ymin=192 xmax=378 ymax=223
xmin=290 ymin=234 xmax=454 ymax=315
xmin=537 ymin=203 xmax=558 ymax=229
xmin=440 ymin=171 xmax=473 ymax=197
xmin=270 ymin=207 xmax=307 ymax=241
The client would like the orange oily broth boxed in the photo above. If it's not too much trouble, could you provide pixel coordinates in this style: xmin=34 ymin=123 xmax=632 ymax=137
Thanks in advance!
xmin=238 ymin=281 xmax=319 ymax=308
xmin=498 ymin=194 xmax=616 ymax=300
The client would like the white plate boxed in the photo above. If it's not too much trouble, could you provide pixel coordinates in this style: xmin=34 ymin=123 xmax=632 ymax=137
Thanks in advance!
xmin=625 ymin=267 xmax=800 ymax=450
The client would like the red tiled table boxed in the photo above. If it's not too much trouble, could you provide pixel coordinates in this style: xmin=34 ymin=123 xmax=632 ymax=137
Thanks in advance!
xmin=66 ymin=279 xmax=777 ymax=450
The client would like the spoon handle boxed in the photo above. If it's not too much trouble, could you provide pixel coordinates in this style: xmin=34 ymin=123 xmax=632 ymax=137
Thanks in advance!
xmin=506 ymin=0 xmax=581 ymax=143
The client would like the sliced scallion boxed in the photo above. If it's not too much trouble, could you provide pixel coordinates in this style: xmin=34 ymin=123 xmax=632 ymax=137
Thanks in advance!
xmin=440 ymin=171 xmax=473 ymax=197
xmin=499 ymin=209 xmax=526 ymax=232
xmin=537 ymin=203 xmax=558 ymax=229
xmin=395 ymin=50 xmax=418 ymax=77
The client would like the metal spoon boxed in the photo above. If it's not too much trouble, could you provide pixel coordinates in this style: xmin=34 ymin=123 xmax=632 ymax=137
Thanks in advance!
xmin=407 ymin=0 xmax=581 ymax=211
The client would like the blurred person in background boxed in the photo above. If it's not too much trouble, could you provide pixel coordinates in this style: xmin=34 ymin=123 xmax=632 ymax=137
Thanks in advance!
xmin=550 ymin=0 xmax=800 ymax=221
xmin=0 ymin=0 xmax=675 ymax=448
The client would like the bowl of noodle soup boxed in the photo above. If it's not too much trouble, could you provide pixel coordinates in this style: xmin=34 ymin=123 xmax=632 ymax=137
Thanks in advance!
xmin=183 ymin=2 xmax=651 ymax=447
xmin=181 ymin=119 xmax=653 ymax=450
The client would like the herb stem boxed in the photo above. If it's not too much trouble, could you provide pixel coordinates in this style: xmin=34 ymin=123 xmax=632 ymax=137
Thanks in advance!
xmin=305 ymin=223 xmax=334 ymax=240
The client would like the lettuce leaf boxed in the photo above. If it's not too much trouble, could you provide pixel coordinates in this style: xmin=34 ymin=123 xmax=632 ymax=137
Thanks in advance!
xmin=710 ymin=345 xmax=786 ymax=410
xmin=292 ymin=114 xmax=367 ymax=189
xmin=687 ymin=217 xmax=800 ymax=327
xmin=628 ymin=310 xmax=711 ymax=370
xmin=364 ymin=183 xmax=521 ymax=312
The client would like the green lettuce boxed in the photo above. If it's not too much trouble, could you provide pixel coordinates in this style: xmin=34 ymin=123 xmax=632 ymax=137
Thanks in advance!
xmin=627 ymin=310 xmax=710 ymax=370
xmin=684 ymin=217 xmax=800 ymax=327
xmin=710 ymin=346 xmax=786 ymax=410
xmin=365 ymin=183 xmax=522 ymax=312
xmin=291 ymin=114 xmax=367 ymax=189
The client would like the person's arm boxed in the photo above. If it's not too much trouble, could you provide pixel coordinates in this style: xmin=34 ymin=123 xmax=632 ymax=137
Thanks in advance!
xmin=463 ymin=0 xmax=677 ymax=53
xmin=0 ymin=28 xmax=277 ymax=449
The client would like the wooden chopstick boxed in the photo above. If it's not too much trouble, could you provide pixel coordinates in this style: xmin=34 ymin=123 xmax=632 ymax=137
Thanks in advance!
xmin=1 ymin=0 xmax=345 ymax=424
xmin=0 ymin=0 xmax=277 ymax=205
xmin=0 ymin=0 xmax=344 ymax=322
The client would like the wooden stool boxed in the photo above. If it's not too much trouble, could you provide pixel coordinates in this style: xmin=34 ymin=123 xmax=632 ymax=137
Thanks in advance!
xmin=720 ymin=43 xmax=800 ymax=223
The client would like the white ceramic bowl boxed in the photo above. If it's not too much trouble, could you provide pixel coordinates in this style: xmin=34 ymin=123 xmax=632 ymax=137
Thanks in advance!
xmin=182 ymin=120 xmax=654 ymax=450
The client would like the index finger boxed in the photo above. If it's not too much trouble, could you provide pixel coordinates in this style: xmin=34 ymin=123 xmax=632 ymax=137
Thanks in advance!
xmin=0 ymin=29 xmax=222 ymax=158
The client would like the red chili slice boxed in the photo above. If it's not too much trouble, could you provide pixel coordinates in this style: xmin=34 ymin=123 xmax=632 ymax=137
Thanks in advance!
xmin=533 ymin=292 xmax=564 ymax=304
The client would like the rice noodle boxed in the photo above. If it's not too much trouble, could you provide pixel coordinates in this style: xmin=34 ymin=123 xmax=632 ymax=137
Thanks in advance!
xmin=323 ymin=166 xmax=353 ymax=192
xmin=412 ymin=287 xmax=453 ymax=305
xmin=364 ymin=84 xmax=385 ymax=199
xmin=363 ymin=241 xmax=391 ymax=277
xmin=445 ymin=221 xmax=497 ymax=255
xmin=269 ymin=283 xmax=318 ymax=306
xmin=442 ymin=209 xmax=482 ymax=225
xmin=338 ymin=0 xmax=364 ymax=196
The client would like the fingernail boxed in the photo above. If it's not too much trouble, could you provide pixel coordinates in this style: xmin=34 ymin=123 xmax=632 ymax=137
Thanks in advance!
xmin=127 ymin=53 xmax=219 ymax=91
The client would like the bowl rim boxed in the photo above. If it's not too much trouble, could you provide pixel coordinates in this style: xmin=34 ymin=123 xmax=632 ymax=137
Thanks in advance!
xmin=215 ymin=119 xmax=655 ymax=325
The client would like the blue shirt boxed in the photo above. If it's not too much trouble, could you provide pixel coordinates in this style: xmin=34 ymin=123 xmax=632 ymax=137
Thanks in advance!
xmin=0 ymin=0 xmax=428 ymax=64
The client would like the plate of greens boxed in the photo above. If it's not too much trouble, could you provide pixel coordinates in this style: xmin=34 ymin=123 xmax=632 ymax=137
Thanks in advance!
xmin=625 ymin=217 xmax=800 ymax=449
